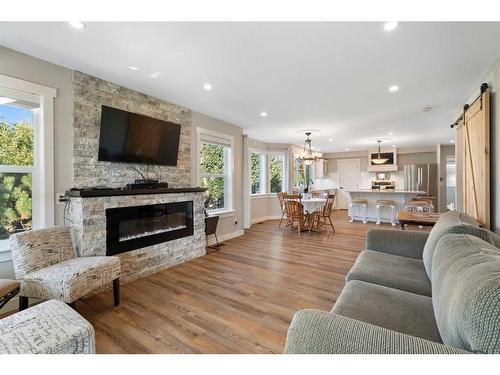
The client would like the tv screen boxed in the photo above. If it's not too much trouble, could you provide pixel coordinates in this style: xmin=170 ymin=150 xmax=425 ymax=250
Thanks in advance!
xmin=98 ymin=105 xmax=181 ymax=166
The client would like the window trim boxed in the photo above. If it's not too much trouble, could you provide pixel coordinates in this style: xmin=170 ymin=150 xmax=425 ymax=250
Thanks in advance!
xmin=249 ymin=149 xmax=288 ymax=196
xmin=196 ymin=127 xmax=235 ymax=213
xmin=0 ymin=74 xmax=56 ymax=254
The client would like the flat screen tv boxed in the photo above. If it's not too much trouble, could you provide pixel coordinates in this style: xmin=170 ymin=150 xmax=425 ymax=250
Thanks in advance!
xmin=98 ymin=105 xmax=181 ymax=166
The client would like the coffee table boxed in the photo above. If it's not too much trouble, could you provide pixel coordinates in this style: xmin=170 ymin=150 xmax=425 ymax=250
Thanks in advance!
xmin=397 ymin=212 xmax=441 ymax=230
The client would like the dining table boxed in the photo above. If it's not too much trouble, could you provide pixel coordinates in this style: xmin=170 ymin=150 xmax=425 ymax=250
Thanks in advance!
xmin=301 ymin=197 xmax=327 ymax=214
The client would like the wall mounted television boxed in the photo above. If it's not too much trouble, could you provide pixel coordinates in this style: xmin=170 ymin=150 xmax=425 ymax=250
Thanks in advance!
xmin=98 ymin=105 xmax=181 ymax=166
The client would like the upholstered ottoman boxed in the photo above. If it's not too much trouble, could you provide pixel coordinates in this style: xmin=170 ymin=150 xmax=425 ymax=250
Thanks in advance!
xmin=0 ymin=299 xmax=95 ymax=354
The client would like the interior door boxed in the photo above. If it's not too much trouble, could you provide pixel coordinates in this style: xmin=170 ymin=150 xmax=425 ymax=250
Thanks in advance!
xmin=338 ymin=159 xmax=360 ymax=209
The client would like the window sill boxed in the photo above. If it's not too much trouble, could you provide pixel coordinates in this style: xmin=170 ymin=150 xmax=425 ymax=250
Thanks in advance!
xmin=206 ymin=209 xmax=237 ymax=218
xmin=251 ymin=193 xmax=278 ymax=200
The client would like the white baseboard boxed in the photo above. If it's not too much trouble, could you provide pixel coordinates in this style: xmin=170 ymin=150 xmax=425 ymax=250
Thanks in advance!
xmin=207 ymin=229 xmax=245 ymax=246
xmin=251 ymin=215 xmax=282 ymax=225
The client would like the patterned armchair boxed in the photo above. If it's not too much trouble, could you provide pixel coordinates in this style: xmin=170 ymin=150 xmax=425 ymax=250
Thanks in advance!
xmin=10 ymin=227 xmax=121 ymax=310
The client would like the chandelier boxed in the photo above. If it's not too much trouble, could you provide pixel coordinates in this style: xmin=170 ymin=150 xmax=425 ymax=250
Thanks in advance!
xmin=371 ymin=140 xmax=389 ymax=165
xmin=299 ymin=132 xmax=322 ymax=165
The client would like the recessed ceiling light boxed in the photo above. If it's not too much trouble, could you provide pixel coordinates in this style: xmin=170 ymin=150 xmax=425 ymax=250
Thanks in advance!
xmin=203 ymin=83 xmax=212 ymax=91
xmin=68 ymin=21 xmax=85 ymax=29
xmin=0 ymin=97 xmax=16 ymax=105
xmin=128 ymin=66 xmax=139 ymax=71
xmin=383 ymin=22 xmax=398 ymax=32
xmin=260 ymin=112 xmax=268 ymax=117
xmin=389 ymin=85 xmax=399 ymax=92
xmin=388 ymin=132 xmax=394 ymax=136
xmin=150 ymin=72 xmax=161 ymax=78
xmin=345 ymin=148 xmax=350 ymax=151
xmin=328 ymin=138 xmax=333 ymax=142
xmin=450 ymin=140 xmax=455 ymax=143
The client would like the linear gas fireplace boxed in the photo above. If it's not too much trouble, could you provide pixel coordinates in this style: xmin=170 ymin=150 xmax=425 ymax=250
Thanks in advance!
xmin=106 ymin=201 xmax=194 ymax=255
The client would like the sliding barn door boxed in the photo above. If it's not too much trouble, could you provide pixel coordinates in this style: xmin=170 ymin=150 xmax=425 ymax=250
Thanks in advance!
xmin=456 ymin=88 xmax=490 ymax=228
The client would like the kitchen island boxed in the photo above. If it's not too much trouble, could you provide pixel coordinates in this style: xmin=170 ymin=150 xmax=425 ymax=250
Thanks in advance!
xmin=346 ymin=189 xmax=426 ymax=224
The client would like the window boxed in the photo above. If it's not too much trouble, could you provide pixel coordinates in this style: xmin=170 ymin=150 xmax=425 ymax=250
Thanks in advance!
xmin=249 ymin=150 xmax=287 ymax=195
xmin=269 ymin=154 xmax=284 ymax=193
xmin=250 ymin=152 xmax=265 ymax=194
xmin=0 ymin=75 xmax=55 ymax=254
xmin=197 ymin=129 xmax=233 ymax=212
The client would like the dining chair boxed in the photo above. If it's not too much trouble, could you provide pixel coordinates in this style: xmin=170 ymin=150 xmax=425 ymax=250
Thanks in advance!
xmin=284 ymin=200 xmax=309 ymax=236
xmin=283 ymin=194 xmax=302 ymax=202
xmin=277 ymin=192 xmax=287 ymax=227
xmin=314 ymin=194 xmax=336 ymax=232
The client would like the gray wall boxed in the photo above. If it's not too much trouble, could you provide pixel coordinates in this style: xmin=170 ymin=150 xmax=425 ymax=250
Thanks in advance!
xmin=0 ymin=45 xmax=74 ymax=226
xmin=190 ymin=111 xmax=244 ymax=238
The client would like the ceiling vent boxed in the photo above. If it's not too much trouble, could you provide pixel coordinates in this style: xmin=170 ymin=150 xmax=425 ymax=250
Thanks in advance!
xmin=422 ymin=106 xmax=433 ymax=112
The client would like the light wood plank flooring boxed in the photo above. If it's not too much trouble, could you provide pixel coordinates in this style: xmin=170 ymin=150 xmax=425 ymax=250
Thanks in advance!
xmin=76 ymin=211 xmax=407 ymax=353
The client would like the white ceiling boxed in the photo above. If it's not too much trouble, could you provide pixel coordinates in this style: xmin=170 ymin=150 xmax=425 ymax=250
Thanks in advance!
xmin=1 ymin=22 xmax=499 ymax=152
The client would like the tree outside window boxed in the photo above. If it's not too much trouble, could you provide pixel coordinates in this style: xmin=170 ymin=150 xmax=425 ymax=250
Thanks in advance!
xmin=250 ymin=152 xmax=263 ymax=194
xmin=0 ymin=103 xmax=34 ymax=240
xmin=269 ymin=154 xmax=284 ymax=193
xmin=200 ymin=142 xmax=227 ymax=211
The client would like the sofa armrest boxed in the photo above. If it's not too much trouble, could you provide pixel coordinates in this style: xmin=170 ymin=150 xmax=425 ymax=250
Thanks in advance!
xmin=365 ymin=229 xmax=429 ymax=259
xmin=284 ymin=310 xmax=468 ymax=354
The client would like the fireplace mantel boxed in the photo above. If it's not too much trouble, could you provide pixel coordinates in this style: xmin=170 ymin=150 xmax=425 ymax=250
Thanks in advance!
xmin=67 ymin=187 xmax=207 ymax=198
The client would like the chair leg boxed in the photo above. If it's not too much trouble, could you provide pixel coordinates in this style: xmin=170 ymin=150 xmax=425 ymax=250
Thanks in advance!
xmin=328 ymin=216 xmax=335 ymax=232
xmin=19 ymin=296 xmax=29 ymax=311
xmin=113 ymin=278 xmax=120 ymax=307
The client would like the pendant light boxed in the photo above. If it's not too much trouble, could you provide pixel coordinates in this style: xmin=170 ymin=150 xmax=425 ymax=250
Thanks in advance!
xmin=371 ymin=140 xmax=389 ymax=165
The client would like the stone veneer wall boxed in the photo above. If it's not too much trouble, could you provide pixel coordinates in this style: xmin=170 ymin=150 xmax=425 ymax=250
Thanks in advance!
xmin=73 ymin=71 xmax=192 ymax=188
xmin=67 ymin=192 xmax=206 ymax=283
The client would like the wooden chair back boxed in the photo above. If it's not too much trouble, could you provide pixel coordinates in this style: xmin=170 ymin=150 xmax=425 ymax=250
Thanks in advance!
xmin=284 ymin=200 xmax=304 ymax=219
xmin=321 ymin=194 xmax=336 ymax=216
xmin=277 ymin=192 xmax=286 ymax=212
xmin=283 ymin=194 xmax=302 ymax=202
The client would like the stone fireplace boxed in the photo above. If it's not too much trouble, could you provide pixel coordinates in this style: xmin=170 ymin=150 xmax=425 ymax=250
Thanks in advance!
xmin=66 ymin=190 xmax=206 ymax=282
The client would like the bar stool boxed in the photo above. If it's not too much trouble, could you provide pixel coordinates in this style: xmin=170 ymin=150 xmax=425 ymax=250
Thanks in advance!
xmin=349 ymin=199 xmax=368 ymax=224
xmin=375 ymin=199 xmax=397 ymax=226
xmin=404 ymin=200 xmax=434 ymax=213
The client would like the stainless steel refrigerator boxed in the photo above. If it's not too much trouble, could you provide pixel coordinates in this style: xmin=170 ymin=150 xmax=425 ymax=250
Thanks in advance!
xmin=403 ymin=164 xmax=438 ymax=198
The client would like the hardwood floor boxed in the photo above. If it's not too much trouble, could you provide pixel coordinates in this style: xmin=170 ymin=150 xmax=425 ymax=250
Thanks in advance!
xmin=76 ymin=210 xmax=408 ymax=353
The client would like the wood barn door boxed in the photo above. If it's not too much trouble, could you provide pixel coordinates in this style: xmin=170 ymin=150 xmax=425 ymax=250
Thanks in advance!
xmin=456 ymin=86 xmax=490 ymax=228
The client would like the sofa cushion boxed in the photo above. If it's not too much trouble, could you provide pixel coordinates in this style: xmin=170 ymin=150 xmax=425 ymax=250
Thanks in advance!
xmin=432 ymin=234 xmax=500 ymax=353
xmin=347 ymin=250 xmax=431 ymax=296
xmin=422 ymin=211 xmax=492 ymax=278
xmin=332 ymin=280 xmax=442 ymax=343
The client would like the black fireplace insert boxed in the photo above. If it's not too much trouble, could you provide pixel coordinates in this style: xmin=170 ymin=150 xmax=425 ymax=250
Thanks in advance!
xmin=106 ymin=201 xmax=194 ymax=255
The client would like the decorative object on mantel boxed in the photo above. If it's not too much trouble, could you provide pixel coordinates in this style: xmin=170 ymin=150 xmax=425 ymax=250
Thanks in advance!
xmin=298 ymin=132 xmax=325 ymax=165
xmin=371 ymin=140 xmax=389 ymax=165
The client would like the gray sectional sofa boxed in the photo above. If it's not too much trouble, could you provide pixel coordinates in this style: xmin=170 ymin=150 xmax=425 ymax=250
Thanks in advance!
xmin=284 ymin=211 xmax=500 ymax=354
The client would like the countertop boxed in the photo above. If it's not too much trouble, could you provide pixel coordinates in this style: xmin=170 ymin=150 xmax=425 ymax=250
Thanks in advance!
xmin=346 ymin=189 xmax=426 ymax=194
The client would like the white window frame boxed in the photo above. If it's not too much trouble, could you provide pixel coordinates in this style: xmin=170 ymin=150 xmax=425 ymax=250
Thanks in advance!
xmin=196 ymin=127 xmax=234 ymax=214
xmin=268 ymin=152 xmax=286 ymax=194
xmin=249 ymin=149 xmax=288 ymax=197
xmin=249 ymin=150 xmax=267 ymax=196
xmin=0 ymin=74 xmax=56 ymax=258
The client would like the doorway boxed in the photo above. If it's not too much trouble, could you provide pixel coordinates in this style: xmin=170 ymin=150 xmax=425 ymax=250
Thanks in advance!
xmin=338 ymin=159 xmax=360 ymax=209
